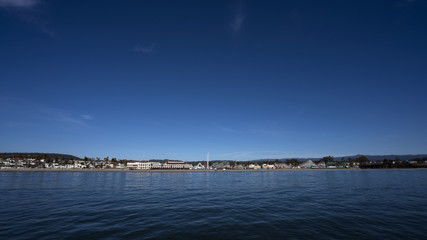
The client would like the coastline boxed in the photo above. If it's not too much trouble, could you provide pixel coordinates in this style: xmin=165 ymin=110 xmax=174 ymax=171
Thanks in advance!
xmin=1 ymin=168 xmax=425 ymax=173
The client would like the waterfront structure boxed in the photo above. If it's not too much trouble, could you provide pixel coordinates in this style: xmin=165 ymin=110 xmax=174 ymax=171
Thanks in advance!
xmin=301 ymin=160 xmax=316 ymax=168
xmin=211 ymin=161 xmax=231 ymax=170
xmin=275 ymin=163 xmax=291 ymax=169
xmin=193 ymin=163 xmax=205 ymax=170
xmin=157 ymin=161 xmax=192 ymax=170
xmin=127 ymin=161 xmax=192 ymax=170
xmin=248 ymin=164 xmax=261 ymax=170
xmin=126 ymin=162 xmax=139 ymax=170
xmin=317 ymin=162 xmax=326 ymax=168
xmin=235 ymin=164 xmax=245 ymax=170
xmin=262 ymin=164 xmax=276 ymax=169
xmin=127 ymin=161 xmax=152 ymax=170
xmin=150 ymin=162 xmax=161 ymax=169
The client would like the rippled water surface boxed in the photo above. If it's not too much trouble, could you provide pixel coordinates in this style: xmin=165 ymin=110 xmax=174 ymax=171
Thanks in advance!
xmin=1 ymin=170 xmax=427 ymax=239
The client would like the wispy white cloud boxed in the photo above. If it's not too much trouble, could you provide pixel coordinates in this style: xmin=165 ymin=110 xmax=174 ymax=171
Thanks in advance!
xmin=250 ymin=129 xmax=287 ymax=138
xmin=0 ymin=0 xmax=57 ymax=38
xmin=396 ymin=0 xmax=416 ymax=7
xmin=19 ymin=11 xmax=57 ymax=38
xmin=0 ymin=0 xmax=38 ymax=8
xmin=217 ymin=125 xmax=239 ymax=133
xmin=53 ymin=113 xmax=88 ymax=127
xmin=81 ymin=114 xmax=93 ymax=120
xmin=230 ymin=0 xmax=245 ymax=35
xmin=0 ymin=96 xmax=92 ymax=128
xmin=132 ymin=44 xmax=155 ymax=54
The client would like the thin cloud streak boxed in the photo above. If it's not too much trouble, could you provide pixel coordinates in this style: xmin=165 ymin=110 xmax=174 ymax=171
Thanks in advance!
xmin=217 ymin=125 xmax=239 ymax=133
xmin=250 ymin=129 xmax=287 ymax=138
xmin=133 ymin=44 xmax=155 ymax=54
xmin=397 ymin=0 xmax=416 ymax=7
xmin=0 ymin=96 xmax=92 ymax=127
xmin=0 ymin=0 xmax=38 ymax=8
xmin=81 ymin=114 xmax=93 ymax=120
xmin=0 ymin=0 xmax=57 ymax=38
xmin=18 ymin=12 xmax=58 ymax=38
xmin=52 ymin=112 xmax=88 ymax=127
xmin=230 ymin=0 xmax=245 ymax=35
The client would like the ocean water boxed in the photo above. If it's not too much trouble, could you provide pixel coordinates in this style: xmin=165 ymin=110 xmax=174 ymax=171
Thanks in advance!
xmin=1 ymin=170 xmax=426 ymax=240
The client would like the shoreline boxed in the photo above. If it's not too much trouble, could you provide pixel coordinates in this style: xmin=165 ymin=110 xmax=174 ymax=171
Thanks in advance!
xmin=1 ymin=168 xmax=426 ymax=173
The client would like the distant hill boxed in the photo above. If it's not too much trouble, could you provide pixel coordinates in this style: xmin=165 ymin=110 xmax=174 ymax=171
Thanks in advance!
xmin=1 ymin=153 xmax=425 ymax=162
xmin=185 ymin=160 xmax=235 ymax=165
xmin=0 ymin=152 xmax=80 ymax=160
xmin=252 ymin=154 xmax=427 ymax=162
xmin=348 ymin=154 xmax=427 ymax=161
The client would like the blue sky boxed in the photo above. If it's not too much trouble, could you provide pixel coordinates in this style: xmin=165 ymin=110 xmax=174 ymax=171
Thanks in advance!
xmin=1 ymin=0 xmax=426 ymax=161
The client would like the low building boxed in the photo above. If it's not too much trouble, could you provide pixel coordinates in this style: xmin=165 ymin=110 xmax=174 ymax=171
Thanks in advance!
xmin=159 ymin=161 xmax=192 ymax=170
xmin=127 ymin=161 xmax=152 ymax=170
xmin=317 ymin=162 xmax=326 ymax=168
xmin=275 ymin=163 xmax=291 ymax=169
xmin=301 ymin=160 xmax=316 ymax=168
xmin=234 ymin=164 xmax=245 ymax=170
xmin=248 ymin=164 xmax=261 ymax=170
xmin=192 ymin=163 xmax=205 ymax=170
xmin=262 ymin=164 xmax=276 ymax=169
xmin=150 ymin=162 xmax=161 ymax=169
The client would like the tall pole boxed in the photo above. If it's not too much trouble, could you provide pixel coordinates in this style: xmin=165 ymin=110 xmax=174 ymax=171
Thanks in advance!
xmin=207 ymin=152 xmax=209 ymax=170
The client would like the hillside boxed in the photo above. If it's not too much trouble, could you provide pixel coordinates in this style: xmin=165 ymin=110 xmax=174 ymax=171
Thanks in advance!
xmin=0 ymin=153 xmax=80 ymax=160
xmin=252 ymin=154 xmax=427 ymax=162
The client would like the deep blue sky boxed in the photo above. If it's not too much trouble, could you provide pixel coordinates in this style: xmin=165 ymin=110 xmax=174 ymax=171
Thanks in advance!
xmin=1 ymin=0 xmax=426 ymax=161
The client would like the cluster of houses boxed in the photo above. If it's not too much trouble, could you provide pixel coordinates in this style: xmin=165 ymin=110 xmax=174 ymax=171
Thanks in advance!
xmin=0 ymin=158 xmax=195 ymax=170
xmin=192 ymin=160 xmax=356 ymax=170
xmin=0 ymin=158 xmax=116 ymax=169
xmin=0 ymin=158 xmax=359 ymax=170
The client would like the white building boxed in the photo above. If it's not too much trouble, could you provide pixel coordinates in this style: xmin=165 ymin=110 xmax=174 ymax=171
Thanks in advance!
xmin=127 ymin=161 xmax=152 ymax=170
xmin=262 ymin=164 xmax=276 ymax=169
xmin=127 ymin=161 xmax=192 ymax=170
xmin=275 ymin=163 xmax=291 ymax=169
xmin=248 ymin=164 xmax=261 ymax=169
xmin=192 ymin=163 xmax=205 ymax=170
xmin=301 ymin=160 xmax=316 ymax=168
xmin=150 ymin=162 xmax=161 ymax=169
xmin=160 ymin=161 xmax=192 ymax=169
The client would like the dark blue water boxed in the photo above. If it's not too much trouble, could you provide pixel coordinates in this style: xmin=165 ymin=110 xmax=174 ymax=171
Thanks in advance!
xmin=1 ymin=170 xmax=426 ymax=239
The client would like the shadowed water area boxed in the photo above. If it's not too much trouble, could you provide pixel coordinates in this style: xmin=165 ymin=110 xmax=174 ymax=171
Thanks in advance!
xmin=1 ymin=170 xmax=426 ymax=239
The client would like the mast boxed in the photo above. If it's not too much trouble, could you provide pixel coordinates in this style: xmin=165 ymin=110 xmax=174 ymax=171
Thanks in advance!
xmin=207 ymin=152 xmax=209 ymax=170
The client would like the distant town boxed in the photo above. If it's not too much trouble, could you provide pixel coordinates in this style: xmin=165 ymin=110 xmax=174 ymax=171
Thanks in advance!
xmin=1 ymin=153 xmax=427 ymax=170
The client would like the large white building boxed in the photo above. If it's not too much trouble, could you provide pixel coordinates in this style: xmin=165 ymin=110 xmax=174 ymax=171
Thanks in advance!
xmin=151 ymin=161 xmax=192 ymax=170
xmin=127 ymin=161 xmax=152 ymax=170
xmin=127 ymin=160 xmax=192 ymax=170
xmin=150 ymin=162 xmax=161 ymax=169
xmin=163 ymin=161 xmax=192 ymax=169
